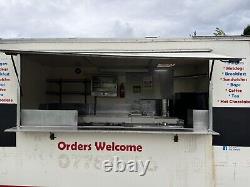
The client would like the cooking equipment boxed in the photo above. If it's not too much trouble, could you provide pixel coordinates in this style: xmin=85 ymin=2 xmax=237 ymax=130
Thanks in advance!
xmin=91 ymin=75 xmax=117 ymax=97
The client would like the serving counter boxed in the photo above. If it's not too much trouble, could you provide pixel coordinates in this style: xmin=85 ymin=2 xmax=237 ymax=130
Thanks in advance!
xmin=2 ymin=125 xmax=215 ymax=187
xmin=6 ymin=125 xmax=218 ymax=135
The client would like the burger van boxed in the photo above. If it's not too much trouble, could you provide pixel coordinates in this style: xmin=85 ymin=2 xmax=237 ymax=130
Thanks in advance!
xmin=0 ymin=36 xmax=249 ymax=187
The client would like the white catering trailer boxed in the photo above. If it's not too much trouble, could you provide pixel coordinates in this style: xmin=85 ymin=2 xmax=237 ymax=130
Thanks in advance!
xmin=0 ymin=36 xmax=249 ymax=187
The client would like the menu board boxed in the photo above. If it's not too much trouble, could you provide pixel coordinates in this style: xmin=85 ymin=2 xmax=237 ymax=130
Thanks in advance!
xmin=0 ymin=53 xmax=17 ymax=104
xmin=212 ymin=60 xmax=250 ymax=107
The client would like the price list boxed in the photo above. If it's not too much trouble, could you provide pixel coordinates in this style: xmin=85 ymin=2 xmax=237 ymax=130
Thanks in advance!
xmin=0 ymin=55 xmax=17 ymax=104
xmin=213 ymin=60 xmax=250 ymax=107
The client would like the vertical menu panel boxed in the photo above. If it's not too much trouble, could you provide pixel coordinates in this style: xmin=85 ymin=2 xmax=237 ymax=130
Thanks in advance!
xmin=212 ymin=60 xmax=250 ymax=107
xmin=0 ymin=53 xmax=17 ymax=104
xmin=0 ymin=53 xmax=17 ymax=146
xmin=212 ymin=59 xmax=250 ymax=146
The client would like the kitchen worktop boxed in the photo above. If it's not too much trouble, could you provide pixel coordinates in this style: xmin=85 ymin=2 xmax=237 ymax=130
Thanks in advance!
xmin=5 ymin=125 xmax=218 ymax=135
xmin=78 ymin=114 xmax=180 ymax=125
xmin=7 ymin=112 xmax=217 ymax=134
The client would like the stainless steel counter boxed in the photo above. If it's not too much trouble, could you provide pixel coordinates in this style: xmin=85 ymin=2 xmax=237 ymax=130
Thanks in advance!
xmin=13 ymin=110 xmax=217 ymax=135
xmin=79 ymin=114 xmax=180 ymax=125
xmin=5 ymin=126 xmax=219 ymax=135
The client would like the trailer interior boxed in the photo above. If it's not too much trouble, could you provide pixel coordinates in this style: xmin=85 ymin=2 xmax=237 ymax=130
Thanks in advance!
xmin=17 ymin=52 xmax=210 ymax=132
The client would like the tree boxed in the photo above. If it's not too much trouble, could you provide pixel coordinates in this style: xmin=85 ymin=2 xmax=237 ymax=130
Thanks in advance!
xmin=243 ymin=25 xmax=250 ymax=35
xmin=213 ymin=28 xmax=226 ymax=36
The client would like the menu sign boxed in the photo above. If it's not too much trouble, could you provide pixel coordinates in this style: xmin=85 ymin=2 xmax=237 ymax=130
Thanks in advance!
xmin=212 ymin=60 xmax=250 ymax=107
xmin=0 ymin=54 xmax=17 ymax=104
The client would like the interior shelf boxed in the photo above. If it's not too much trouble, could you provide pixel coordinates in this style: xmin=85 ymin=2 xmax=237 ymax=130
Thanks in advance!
xmin=47 ymin=79 xmax=90 ymax=83
xmin=46 ymin=91 xmax=90 ymax=95
xmin=174 ymin=73 xmax=208 ymax=79
xmin=46 ymin=78 xmax=91 ymax=104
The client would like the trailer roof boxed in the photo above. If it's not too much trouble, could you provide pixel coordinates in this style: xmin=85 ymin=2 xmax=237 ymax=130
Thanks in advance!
xmin=0 ymin=35 xmax=250 ymax=44
xmin=1 ymin=49 xmax=243 ymax=61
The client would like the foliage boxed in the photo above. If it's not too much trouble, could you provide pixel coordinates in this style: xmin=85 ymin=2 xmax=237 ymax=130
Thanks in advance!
xmin=213 ymin=28 xmax=226 ymax=36
xmin=243 ymin=25 xmax=250 ymax=35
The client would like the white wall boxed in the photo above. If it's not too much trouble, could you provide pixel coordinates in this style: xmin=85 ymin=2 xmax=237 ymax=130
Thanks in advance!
xmin=0 ymin=133 xmax=214 ymax=187
xmin=213 ymin=146 xmax=250 ymax=187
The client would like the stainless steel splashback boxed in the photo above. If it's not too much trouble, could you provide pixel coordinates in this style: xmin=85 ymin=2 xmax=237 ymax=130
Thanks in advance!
xmin=153 ymin=68 xmax=173 ymax=99
xmin=188 ymin=110 xmax=209 ymax=131
xmin=21 ymin=110 xmax=78 ymax=126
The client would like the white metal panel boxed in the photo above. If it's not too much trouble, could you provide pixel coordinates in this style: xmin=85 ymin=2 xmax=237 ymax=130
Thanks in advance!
xmin=21 ymin=110 xmax=78 ymax=126
xmin=77 ymin=52 xmax=242 ymax=60
xmin=0 ymin=53 xmax=18 ymax=104
xmin=214 ymin=146 xmax=250 ymax=187
xmin=0 ymin=133 xmax=214 ymax=187
xmin=0 ymin=49 xmax=243 ymax=60
xmin=212 ymin=59 xmax=250 ymax=107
